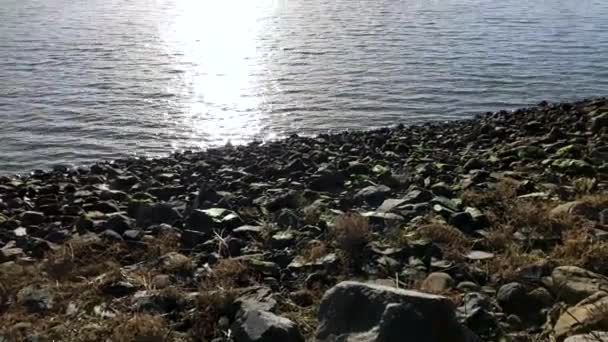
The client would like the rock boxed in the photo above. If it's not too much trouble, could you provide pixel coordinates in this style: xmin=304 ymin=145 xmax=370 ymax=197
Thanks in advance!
xmin=564 ymin=332 xmax=608 ymax=342
xmin=496 ymin=282 xmax=527 ymax=315
xmin=236 ymin=287 xmax=277 ymax=312
xmin=550 ymin=266 xmax=608 ymax=303
xmin=270 ymin=231 xmax=296 ymax=249
xmin=316 ymin=281 xmax=474 ymax=342
xmin=17 ymin=285 xmax=53 ymax=313
xmin=449 ymin=211 xmax=476 ymax=233
xmin=464 ymin=158 xmax=484 ymax=171
xmin=551 ymin=159 xmax=595 ymax=175
xmin=355 ymin=185 xmax=391 ymax=205
xmin=590 ymin=112 xmax=608 ymax=132
xmin=403 ymin=189 xmax=433 ymax=204
xmin=103 ymin=214 xmax=132 ymax=234
xmin=20 ymin=211 xmax=45 ymax=226
xmin=466 ymin=251 xmax=494 ymax=261
xmin=231 ymin=309 xmax=304 ymax=342
xmin=421 ymin=272 xmax=455 ymax=293
xmin=457 ymin=281 xmax=480 ymax=293
xmin=376 ymin=199 xmax=407 ymax=213
xmin=554 ymin=292 xmax=608 ymax=341
xmin=100 ymin=229 xmax=123 ymax=241
xmin=132 ymin=290 xmax=183 ymax=314
xmin=122 ymin=229 xmax=143 ymax=241
xmin=159 ymin=252 xmax=192 ymax=274
xmin=550 ymin=201 xmax=603 ymax=222
xmin=151 ymin=274 xmax=172 ymax=289
xmin=136 ymin=202 xmax=181 ymax=228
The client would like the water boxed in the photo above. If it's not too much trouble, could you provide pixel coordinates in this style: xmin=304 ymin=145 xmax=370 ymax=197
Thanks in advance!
xmin=1 ymin=0 xmax=608 ymax=174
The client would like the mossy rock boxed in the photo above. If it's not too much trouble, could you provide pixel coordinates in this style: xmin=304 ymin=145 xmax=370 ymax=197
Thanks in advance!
xmin=551 ymin=159 xmax=595 ymax=175
xmin=554 ymin=144 xmax=585 ymax=159
xmin=517 ymin=146 xmax=547 ymax=160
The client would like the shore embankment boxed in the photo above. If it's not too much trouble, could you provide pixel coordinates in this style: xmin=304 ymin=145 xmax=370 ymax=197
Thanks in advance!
xmin=1 ymin=98 xmax=607 ymax=341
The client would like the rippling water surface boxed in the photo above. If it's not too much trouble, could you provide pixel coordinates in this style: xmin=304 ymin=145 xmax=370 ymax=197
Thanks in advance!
xmin=1 ymin=0 xmax=608 ymax=173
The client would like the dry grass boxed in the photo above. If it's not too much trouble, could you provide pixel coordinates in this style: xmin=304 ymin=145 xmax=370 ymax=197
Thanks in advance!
xmin=482 ymin=246 xmax=546 ymax=281
xmin=300 ymin=241 xmax=329 ymax=262
xmin=190 ymin=289 xmax=238 ymax=341
xmin=417 ymin=222 xmax=472 ymax=258
xmin=208 ymin=258 xmax=247 ymax=290
xmin=112 ymin=314 xmax=171 ymax=342
xmin=333 ymin=212 xmax=370 ymax=270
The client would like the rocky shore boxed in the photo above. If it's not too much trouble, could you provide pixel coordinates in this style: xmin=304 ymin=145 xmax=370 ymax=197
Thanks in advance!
xmin=1 ymin=98 xmax=607 ymax=342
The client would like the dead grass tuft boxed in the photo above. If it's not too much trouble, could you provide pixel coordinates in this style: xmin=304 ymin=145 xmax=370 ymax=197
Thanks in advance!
xmin=209 ymin=259 xmax=247 ymax=289
xmin=191 ymin=289 xmax=238 ymax=341
xmin=417 ymin=222 xmax=472 ymax=258
xmin=112 ymin=314 xmax=171 ymax=342
xmin=333 ymin=212 xmax=370 ymax=269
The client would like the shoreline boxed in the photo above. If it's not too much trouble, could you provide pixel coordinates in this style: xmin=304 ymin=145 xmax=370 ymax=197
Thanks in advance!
xmin=1 ymin=97 xmax=607 ymax=341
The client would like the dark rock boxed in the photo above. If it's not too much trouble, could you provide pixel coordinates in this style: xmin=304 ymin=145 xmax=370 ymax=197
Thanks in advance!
xmin=103 ymin=214 xmax=131 ymax=234
xmin=100 ymin=280 xmax=137 ymax=297
xmin=20 ymin=211 xmax=45 ymax=226
xmin=496 ymin=282 xmax=528 ymax=315
xmin=136 ymin=202 xmax=181 ymax=228
xmin=231 ymin=309 xmax=304 ymax=342
xmin=403 ymin=189 xmax=433 ymax=204
xmin=123 ymin=229 xmax=143 ymax=241
xmin=316 ymin=281 xmax=475 ymax=342
xmin=100 ymin=229 xmax=123 ymax=242
xmin=355 ymin=185 xmax=391 ymax=205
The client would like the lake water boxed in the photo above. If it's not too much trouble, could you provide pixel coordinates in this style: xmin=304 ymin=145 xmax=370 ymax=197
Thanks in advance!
xmin=1 ymin=0 xmax=608 ymax=174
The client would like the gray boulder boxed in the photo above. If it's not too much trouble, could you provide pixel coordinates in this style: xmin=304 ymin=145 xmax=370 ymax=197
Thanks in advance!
xmin=316 ymin=281 xmax=478 ymax=342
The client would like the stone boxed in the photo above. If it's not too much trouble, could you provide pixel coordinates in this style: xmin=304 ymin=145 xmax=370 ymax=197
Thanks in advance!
xmin=550 ymin=201 xmax=603 ymax=222
xmin=100 ymin=229 xmax=123 ymax=241
xmin=316 ymin=281 xmax=474 ymax=342
xmin=496 ymin=282 xmax=527 ymax=315
xmin=159 ymin=252 xmax=192 ymax=274
xmin=551 ymin=159 xmax=595 ymax=175
xmin=103 ymin=214 xmax=131 ymax=234
xmin=403 ymin=189 xmax=433 ymax=204
xmin=554 ymin=292 xmax=608 ymax=341
xmin=464 ymin=158 xmax=484 ymax=171
xmin=355 ymin=185 xmax=391 ymax=205
xmin=457 ymin=281 xmax=481 ymax=293
xmin=550 ymin=266 xmax=608 ymax=303
xmin=421 ymin=272 xmax=455 ymax=293
xmin=564 ymin=332 xmax=608 ymax=342
xmin=232 ymin=309 xmax=304 ymax=342
xmin=136 ymin=202 xmax=181 ymax=228
xmin=17 ymin=285 xmax=53 ymax=313
xmin=236 ymin=287 xmax=277 ymax=312
xmin=20 ymin=211 xmax=45 ymax=226
xmin=376 ymin=199 xmax=407 ymax=213
xmin=466 ymin=251 xmax=495 ymax=261
xmin=270 ymin=231 xmax=296 ymax=249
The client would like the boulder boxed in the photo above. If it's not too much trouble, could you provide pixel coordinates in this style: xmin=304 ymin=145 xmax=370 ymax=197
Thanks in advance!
xmin=550 ymin=266 xmax=608 ymax=303
xmin=232 ymin=309 xmax=304 ymax=342
xmin=554 ymin=292 xmax=608 ymax=341
xmin=564 ymin=332 xmax=608 ymax=342
xmin=316 ymin=281 xmax=477 ymax=342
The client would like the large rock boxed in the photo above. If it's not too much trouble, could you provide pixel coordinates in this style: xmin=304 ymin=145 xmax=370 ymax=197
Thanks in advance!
xmin=554 ymin=292 xmax=608 ymax=341
xmin=316 ymin=281 xmax=477 ymax=342
xmin=135 ymin=202 xmax=181 ymax=228
xmin=564 ymin=332 xmax=608 ymax=342
xmin=550 ymin=266 xmax=608 ymax=303
xmin=232 ymin=309 xmax=304 ymax=342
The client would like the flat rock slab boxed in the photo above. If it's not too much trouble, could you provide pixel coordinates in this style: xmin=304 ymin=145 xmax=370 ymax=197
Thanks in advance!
xmin=316 ymin=281 xmax=477 ymax=342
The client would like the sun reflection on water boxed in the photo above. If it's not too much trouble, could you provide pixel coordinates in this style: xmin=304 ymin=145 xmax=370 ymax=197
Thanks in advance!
xmin=162 ymin=0 xmax=275 ymax=148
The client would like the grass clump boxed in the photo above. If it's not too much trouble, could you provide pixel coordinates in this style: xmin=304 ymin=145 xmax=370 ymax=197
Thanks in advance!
xmin=333 ymin=212 xmax=370 ymax=271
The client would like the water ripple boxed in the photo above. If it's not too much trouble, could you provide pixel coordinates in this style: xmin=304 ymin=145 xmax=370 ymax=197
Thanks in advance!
xmin=0 ymin=0 xmax=607 ymax=173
